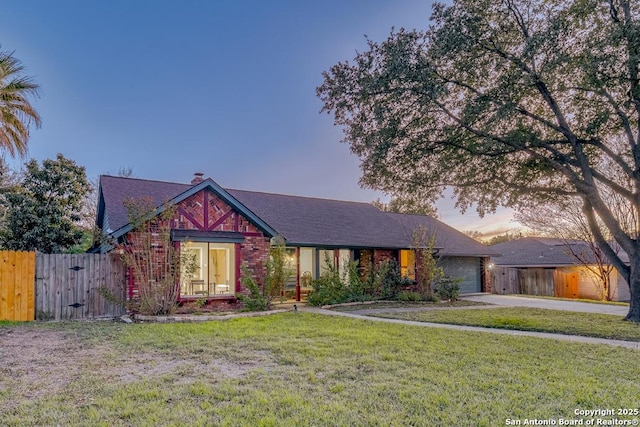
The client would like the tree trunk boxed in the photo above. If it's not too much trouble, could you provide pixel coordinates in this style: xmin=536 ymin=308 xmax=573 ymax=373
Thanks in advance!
xmin=625 ymin=253 xmax=640 ymax=322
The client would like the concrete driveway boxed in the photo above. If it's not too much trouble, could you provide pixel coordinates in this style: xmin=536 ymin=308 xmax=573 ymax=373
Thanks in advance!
xmin=460 ymin=294 xmax=629 ymax=316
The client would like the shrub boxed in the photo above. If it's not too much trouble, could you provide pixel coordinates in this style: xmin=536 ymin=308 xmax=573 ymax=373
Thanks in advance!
xmin=238 ymin=265 xmax=269 ymax=311
xmin=308 ymin=257 xmax=423 ymax=306
xmin=433 ymin=276 xmax=461 ymax=301
xmin=265 ymin=237 xmax=295 ymax=303
xmin=307 ymin=257 xmax=366 ymax=306
xmin=368 ymin=259 xmax=412 ymax=300
xmin=397 ymin=291 xmax=423 ymax=302
xmin=116 ymin=198 xmax=198 ymax=315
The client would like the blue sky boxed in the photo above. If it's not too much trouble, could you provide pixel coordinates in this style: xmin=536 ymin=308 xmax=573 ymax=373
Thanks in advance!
xmin=0 ymin=0 xmax=515 ymax=235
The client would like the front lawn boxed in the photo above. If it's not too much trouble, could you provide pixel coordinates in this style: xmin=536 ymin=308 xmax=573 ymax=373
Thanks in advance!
xmin=515 ymin=295 xmax=630 ymax=306
xmin=328 ymin=299 xmax=486 ymax=311
xmin=2 ymin=313 xmax=640 ymax=426
xmin=370 ymin=307 xmax=640 ymax=341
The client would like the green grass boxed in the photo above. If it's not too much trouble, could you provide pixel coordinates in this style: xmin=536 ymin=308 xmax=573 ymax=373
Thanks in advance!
xmin=371 ymin=307 xmax=640 ymax=341
xmin=2 ymin=314 xmax=640 ymax=426
xmin=513 ymin=294 xmax=630 ymax=306
xmin=0 ymin=320 xmax=23 ymax=327
xmin=329 ymin=299 xmax=486 ymax=312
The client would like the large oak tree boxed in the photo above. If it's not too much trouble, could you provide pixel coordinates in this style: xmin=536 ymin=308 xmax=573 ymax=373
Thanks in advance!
xmin=318 ymin=0 xmax=640 ymax=321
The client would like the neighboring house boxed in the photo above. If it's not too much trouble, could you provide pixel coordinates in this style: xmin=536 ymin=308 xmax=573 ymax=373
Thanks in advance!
xmin=490 ymin=237 xmax=630 ymax=301
xmin=94 ymin=174 xmax=498 ymax=302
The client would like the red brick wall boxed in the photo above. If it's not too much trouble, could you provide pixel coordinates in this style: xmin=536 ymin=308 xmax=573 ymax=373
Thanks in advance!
xmin=374 ymin=249 xmax=397 ymax=264
xmin=239 ymin=235 xmax=271 ymax=294
xmin=123 ymin=188 xmax=272 ymax=301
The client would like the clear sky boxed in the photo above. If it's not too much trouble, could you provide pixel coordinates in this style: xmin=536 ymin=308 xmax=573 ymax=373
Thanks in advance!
xmin=0 ymin=0 xmax=516 ymax=235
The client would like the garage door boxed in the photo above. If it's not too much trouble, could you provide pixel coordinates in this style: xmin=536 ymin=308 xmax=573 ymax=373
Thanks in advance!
xmin=439 ymin=257 xmax=481 ymax=294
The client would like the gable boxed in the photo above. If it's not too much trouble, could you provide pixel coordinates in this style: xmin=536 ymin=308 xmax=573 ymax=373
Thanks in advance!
xmin=98 ymin=175 xmax=276 ymax=240
xmin=174 ymin=189 xmax=262 ymax=235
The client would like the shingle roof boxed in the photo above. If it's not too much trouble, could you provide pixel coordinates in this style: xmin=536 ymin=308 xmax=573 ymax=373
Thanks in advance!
xmin=384 ymin=212 xmax=498 ymax=257
xmin=97 ymin=175 xmax=497 ymax=257
xmin=98 ymin=175 xmax=190 ymax=233
xmin=490 ymin=237 xmax=611 ymax=266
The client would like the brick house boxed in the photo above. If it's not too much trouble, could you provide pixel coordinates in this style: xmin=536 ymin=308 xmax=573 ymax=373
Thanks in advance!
xmin=94 ymin=174 xmax=498 ymax=302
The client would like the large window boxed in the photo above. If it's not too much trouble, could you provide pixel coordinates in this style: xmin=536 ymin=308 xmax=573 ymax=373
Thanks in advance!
xmin=299 ymin=248 xmax=315 ymax=290
xmin=399 ymin=250 xmax=416 ymax=280
xmin=180 ymin=242 xmax=235 ymax=297
xmin=318 ymin=249 xmax=335 ymax=276
xmin=317 ymin=249 xmax=352 ymax=277
xmin=338 ymin=249 xmax=351 ymax=279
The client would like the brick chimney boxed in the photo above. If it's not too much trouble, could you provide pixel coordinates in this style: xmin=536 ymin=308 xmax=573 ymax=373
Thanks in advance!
xmin=191 ymin=172 xmax=204 ymax=185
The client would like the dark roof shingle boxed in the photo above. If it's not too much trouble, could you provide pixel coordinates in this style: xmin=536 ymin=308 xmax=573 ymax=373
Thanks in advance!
xmin=489 ymin=237 xmax=620 ymax=266
xmin=98 ymin=175 xmax=497 ymax=256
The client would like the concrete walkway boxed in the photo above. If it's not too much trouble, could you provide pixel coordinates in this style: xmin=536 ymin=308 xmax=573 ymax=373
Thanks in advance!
xmin=299 ymin=304 xmax=640 ymax=350
xmin=460 ymin=294 xmax=629 ymax=316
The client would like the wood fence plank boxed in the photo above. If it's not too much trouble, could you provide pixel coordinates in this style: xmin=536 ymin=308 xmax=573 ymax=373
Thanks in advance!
xmin=68 ymin=254 xmax=77 ymax=320
xmin=83 ymin=254 xmax=91 ymax=319
xmin=53 ymin=254 xmax=62 ymax=321
xmin=25 ymin=252 xmax=36 ymax=321
xmin=93 ymin=254 xmax=100 ymax=317
xmin=21 ymin=252 xmax=32 ymax=321
xmin=86 ymin=254 xmax=94 ymax=319
xmin=42 ymin=253 xmax=52 ymax=320
xmin=95 ymin=254 xmax=103 ymax=317
xmin=13 ymin=252 xmax=23 ymax=321
xmin=35 ymin=254 xmax=42 ymax=320
xmin=16 ymin=252 xmax=26 ymax=321
xmin=36 ymin=253 xmax=42 ymax=320
xmin=101 ymin=254 xmax=109 ymax=316
xmin=65 ymin=254 xmax=75 ymax=320
xmin=82 ymin=255 xmax=90 ymax=319
xmin=5 ymin=252 xmax=16 ymax=321
xmin=75 ymin=254 xmax=83 ymax=319
xmin=0 ymin=251 xmax=11 ymax=320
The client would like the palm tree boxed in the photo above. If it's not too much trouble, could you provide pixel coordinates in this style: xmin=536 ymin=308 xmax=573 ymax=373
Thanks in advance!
xmin=0 ymin=48 xmax=41 ymax=157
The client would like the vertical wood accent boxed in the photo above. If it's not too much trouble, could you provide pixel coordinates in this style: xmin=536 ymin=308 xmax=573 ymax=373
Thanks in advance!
xmin=0 ymin=251 xmax=35 ymax=321
xmin=203 ymin=191 xmax=209 ymax=229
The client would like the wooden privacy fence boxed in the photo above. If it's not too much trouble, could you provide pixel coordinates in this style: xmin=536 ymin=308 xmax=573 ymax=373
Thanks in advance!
xmin=491 ymin=267 xmax=578 ymax=298
xmin=0 ymin=251 xmax=36 ymax=321
xmin=36 ymin=253 xmax=126 ymax=321
xmin=491 ymin=267 xmax=554 ymax=296
xmin=0 ymin=251 xmax=126 ymax=321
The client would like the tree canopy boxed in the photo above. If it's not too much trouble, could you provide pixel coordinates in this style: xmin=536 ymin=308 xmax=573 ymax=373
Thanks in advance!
xmin=0 ymin=48 xmax=41 ymax=157
xmin=371 ymin=196 xmax=438 ymax=216
xmin=0 ymin=154 xmax=91 ymax=253
xmin=318 ymin=0 xmax=640 ymax=320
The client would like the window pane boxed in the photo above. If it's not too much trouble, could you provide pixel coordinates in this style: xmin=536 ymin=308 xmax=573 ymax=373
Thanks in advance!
xmin=400 ymin=250 xmax=415 ymax=280
xmin=299 ymin=248 xmax=314 ymax=288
